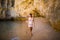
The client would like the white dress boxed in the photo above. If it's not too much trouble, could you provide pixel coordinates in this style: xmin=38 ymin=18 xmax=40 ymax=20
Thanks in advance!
xmin=28 ymin=17 xmax=33 ymax=27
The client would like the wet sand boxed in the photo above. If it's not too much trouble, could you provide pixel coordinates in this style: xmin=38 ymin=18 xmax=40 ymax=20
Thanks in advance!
xmin=0 ymin=17 xmax=60 ymax=40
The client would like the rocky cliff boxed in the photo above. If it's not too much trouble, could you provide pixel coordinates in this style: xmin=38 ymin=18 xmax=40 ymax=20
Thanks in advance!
xmin=15 ymin=0 xmax=60 ymax=31
xmin=0 ymin=0 xmax=60 ymax=31
xmin=37 ymin=0 xmax=60 ymax=31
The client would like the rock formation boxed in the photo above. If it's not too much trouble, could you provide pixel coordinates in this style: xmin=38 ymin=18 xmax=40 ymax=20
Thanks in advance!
xmin=15 ymin=0 xmax=60 ymax=31
xmin=0 ymin=0 xmax=60 ymax=31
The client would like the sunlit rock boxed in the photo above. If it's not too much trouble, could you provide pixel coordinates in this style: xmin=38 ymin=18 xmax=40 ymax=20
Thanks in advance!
xmin=0 ymin=0 xmax=60 ymax=30
xmin=15 ymin=0 xmax=60 ymax=31
xmin=34 ymin=0 xmax=60 ymax=31
xmin=15 ymin=0 xmax=34 ymax=17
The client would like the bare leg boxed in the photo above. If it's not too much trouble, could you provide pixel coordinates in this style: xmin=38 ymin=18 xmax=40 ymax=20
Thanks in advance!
xmin=30 ymin=27 xmax=33 ymax=36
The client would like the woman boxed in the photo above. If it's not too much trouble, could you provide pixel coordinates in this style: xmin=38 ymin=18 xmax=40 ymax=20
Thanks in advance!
xmin=28 ymin=13 xmax=34 ymax=36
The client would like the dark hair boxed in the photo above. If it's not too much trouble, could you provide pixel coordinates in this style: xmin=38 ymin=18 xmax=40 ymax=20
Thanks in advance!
xmin=29 ymin=13 xmax=32 ymax=17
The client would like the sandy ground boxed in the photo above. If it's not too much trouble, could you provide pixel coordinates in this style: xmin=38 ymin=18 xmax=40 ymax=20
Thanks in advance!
xmin=0 ymin=17 xmax=60 ymax=40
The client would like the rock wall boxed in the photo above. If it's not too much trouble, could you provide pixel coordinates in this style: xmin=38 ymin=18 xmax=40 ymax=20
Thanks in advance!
xmin=0 ymin=0 xmax=15 ymax=18
xmin=37 ymin=0 xmax=60 ymax=31
xmin=0 ymin=0 xmax=60 ymax=30
xmin=15 ymin=0 xmax=35 ymax=17
xmin=15 ymin=0 xmax=60 ymax=31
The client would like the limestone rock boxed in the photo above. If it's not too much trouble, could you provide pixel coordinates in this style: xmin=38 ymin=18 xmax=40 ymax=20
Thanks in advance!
xmin=15 ymin=0 xmax=60 ymax=31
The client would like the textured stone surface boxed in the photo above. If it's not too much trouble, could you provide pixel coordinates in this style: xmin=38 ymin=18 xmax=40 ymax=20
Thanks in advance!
xmin=15 ymin=0 xmax=60 ymax=31
xmin=0 ymin=0 xmax=60 ymax=30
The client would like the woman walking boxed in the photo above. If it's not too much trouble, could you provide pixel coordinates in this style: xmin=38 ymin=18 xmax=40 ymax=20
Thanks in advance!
xmin=28 ymin=13 xmax=34 ymax=36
